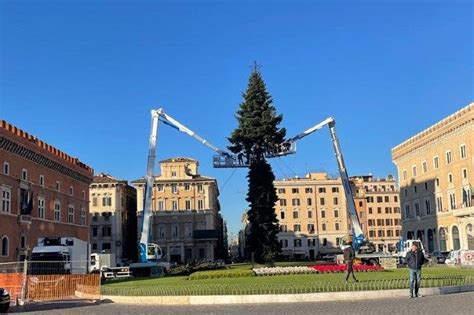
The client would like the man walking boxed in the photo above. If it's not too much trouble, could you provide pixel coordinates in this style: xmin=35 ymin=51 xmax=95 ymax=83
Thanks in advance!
xmin=406 ymin=242 xmax=426 ymax=298
xmin=343 ymin=240 xmax=358 ymax=283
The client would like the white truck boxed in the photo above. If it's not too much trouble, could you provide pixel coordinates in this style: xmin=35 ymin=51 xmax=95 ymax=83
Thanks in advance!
xmin=90 ymin=253 xmax=131 ymax=279
xmin=445 ymin=250 xmax=474 ymax=267
xmin=30 ymin=237 xmax=91 ymax=274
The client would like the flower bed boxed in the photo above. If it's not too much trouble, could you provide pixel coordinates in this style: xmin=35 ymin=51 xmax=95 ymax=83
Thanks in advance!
xmin=311 ymin=264 xmax=384 ymax=273
xmin=253 ymin=266 xmax=317 ymax=276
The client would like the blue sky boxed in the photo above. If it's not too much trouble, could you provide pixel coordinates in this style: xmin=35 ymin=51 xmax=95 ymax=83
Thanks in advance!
xmin=1 ymin=0 xmax=472 ymax=237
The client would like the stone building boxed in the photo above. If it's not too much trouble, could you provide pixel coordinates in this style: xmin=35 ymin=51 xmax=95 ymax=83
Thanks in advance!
xmin=131 ymin=157 xmax=226 ymax=264
xmin=392 ymin=103 xmax=474 ymax=252
xmin=0 ymin=120 xmax=93 ymax=262
xmin=89 ymin=173 xmax=137 ymax=263
xmin=351 ymin=175 xmax=402 ymax=252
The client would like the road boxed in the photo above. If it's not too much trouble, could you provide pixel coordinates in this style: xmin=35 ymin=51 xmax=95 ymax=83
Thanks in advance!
xmin=8 ymin=292 xmax=474 ymax=315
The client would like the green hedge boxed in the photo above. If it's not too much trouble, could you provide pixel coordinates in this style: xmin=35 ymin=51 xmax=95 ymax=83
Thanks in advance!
xmin=189 ymin=269 xmax=255 ymax=280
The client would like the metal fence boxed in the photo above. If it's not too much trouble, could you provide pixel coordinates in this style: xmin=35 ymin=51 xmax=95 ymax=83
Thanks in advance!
xmin=0 ymin=260 xmax=100 ymax=304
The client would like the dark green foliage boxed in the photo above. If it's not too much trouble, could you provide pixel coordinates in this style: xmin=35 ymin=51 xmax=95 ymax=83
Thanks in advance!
xmin=228 ymin=66 xmax=286 ymax=264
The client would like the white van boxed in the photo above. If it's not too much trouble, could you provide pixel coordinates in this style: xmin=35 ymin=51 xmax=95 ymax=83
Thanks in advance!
xmin=445 ymin=250 xmax=474 ymax=267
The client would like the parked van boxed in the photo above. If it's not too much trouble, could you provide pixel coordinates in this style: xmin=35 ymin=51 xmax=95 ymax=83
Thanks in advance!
xmin=445 ymin=250 xmax=474 ymax=267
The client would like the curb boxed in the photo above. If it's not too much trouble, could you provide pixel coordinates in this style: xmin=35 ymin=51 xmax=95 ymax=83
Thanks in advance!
xmin=102 ymin=284 xmax=474 ymax=305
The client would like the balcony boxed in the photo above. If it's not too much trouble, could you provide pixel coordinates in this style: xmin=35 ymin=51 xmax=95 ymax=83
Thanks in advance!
xmin=18 ymin=215 xmax=32 ymax=225
xmin=453 ymin=204 xmax=474 ymax=218
xmin=194 ymin=229 xmax=218 ymax=240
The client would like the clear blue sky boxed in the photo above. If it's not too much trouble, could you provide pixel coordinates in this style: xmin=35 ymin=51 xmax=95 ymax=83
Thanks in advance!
xmin=1 ymin=0 xmax=472 ymax=237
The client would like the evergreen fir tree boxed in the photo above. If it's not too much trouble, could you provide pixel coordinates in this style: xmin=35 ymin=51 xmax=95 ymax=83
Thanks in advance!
xmin=228 ymin=64 xmax=286 ymax=264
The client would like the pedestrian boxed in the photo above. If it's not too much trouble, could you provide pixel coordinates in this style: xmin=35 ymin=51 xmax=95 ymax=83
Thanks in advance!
xmin=343 ymin=240 xmax=358 ymax=283
xmin=406 ymin=242 xmax=427 ymax=298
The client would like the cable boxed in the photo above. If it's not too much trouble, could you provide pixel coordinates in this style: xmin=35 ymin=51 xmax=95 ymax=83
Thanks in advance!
xmin=271 ymin=157 xmax=289 ymax=179
xmin=219 ymin=168 xmax=238 ymax=193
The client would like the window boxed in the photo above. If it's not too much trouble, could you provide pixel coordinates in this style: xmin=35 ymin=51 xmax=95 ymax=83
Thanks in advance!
xmin=171 ymin=184 xmax=178 ymax=193
xmin=1 ymin=236 xmax=8 ymax=257
xmin=385 ymin=207 xmax=391 ymax=214
xmin=280 ymin=211 xmax=285 ymax=219
xmin=307 ymin=198 xmax=312 ymax=206
xmin=69 ymin=186 xmax=73 ymax=196
xmin=377 ymin=207 xmax=382 ymax=214
xmin=322 ymin=223 xmax=326 ymax=231
xmin=305 ymin=188 xmax=313 ymax=193
xmin=293 ymin=224 xmax=301 ymax=232
xmin=37 ymin=197 xmax=45 ymax=219
xmin=417 ymin=197 xmax=427 ymax=214
xmin=394 ymin=196 xmax=398 ymax=202
xmin=462 ymin=169 xmax=468 ymax=179
xmin=368 ymin=207 xmax=373 ymax=214
xmin=322 ymin=238 xmax=328 ymax=246
xmin=334 ymin=210 xmax=339 ymax=218
xmin=320 ymin=198 xmax=325 ymax=206
xmin=377 ymin=219 xmax=384 ymax=226
xmin=171 ymin=171 xmax=177 ymax=177
xmin=449 ymin=192 xmax=456 ymax=210
xmin=292 ymin=198 xmax=300 ymax=206
xmin=92 ymin=243 xmax=97 ymax=250
xmin=102 ymin=196 xmax=112 ymax=207
xmin=436 ymin=197 xmax=443 ymax=212
xmin=377 ymin=196 xmax=383 ymax=203
xmin=405 ymin=205 xmax=410 ymax=218
xmin=21 ymin=168 xmax=28 ymax=181
xmin=81 ymin=208 xmax=87 ymax=225
xmin=39 ymin=175 xmax=44 ymax=187
xmin=278 ymin=188 xmax=286 ymax=194
xmin=308 ymin=224 xmax=315 ymax=233
xmin=359 ymin=212 xmax=364 ymax=219
xmin=158 ymin=200 xmax=164 ymax=211
xmin=157 ymin=184 xmax=164 ymax=192
xmin=415 ymin=203 xmax=420 ymax=216
xmin=184 ymin=184 xmax=190 ymax=191
xmin=53 ymin=201 xmax=61 ymax=221
xmin=446 ymin=150 xmax=452 ymax=164
xmin=82 ymin=191 xmax=85 ymax=199
xmin=359 ymin=201 xmax=363 ymax=207
xmin=3 ymin=162 xmax=9 ymax=175
xmin=384 ymin=196 xmax=389 ymax=202
xmin=433 ymin=156 xmax=439 ymax=169
xmin=172 ymin=224 xmax=179 ymax=238
xmin=422 ymin=161 xmax=427 ymax=173
xmin=293 ymin=211 xmax=299 ymax=219
xmin=369 ymin=230 xmax=375 ymax=238
xmin=332 ymin=187 xmax=339 ymax=193
xmin=197 ymin=184 xmax=203 ymax=193
xmin=292 ymin=188 xmax=299 ymax=194
xmin=102 ymin=226 xmax=112 ymax=237
xmin=56 ymin=181 xmax=60 ymax=191
xmin=402 ymin=170 xmax=407 ymax=180
xmin=92 ymin=197 xmax=98 ymax=207
xmin=378 ymin=230 xmax=385 ymax=237
xmin=460 ymin=144 xmax=467 ymax=159
xmin=424 ymin=182 xmax=428 ymax=190
xmin=335 ymin=223 xmax=340 ymax=230
xmin=321 ymin=210 xmax=326 ymax=218
xmin=185 ymin=200 xmax=191 ymax=210
xmin=448 ymin=173 xmax=453 ymax=183
xmin=1 ymin=187 xmax=11 ymax=213
xmin=318 ymin=188 xmax=326 ymax=193
xmin=294 ymin=239 xmax=302 ymax=248
xmin=333 ymin=197 xmax=338 ymax=205
xmin=307 ymin=210 xmax=312 ymax=218
xmin=92 ymin=227 xmax=98 ymax=237
xmin=198 ymin=200 xmax=204 ymax=210
xmin=412 ymin=165 xmax=417 ymax=177
xmin=172 ymin=200 xmax=178 ymax=211
xmin=368 ymin=219 xmax=375 ymax=226
xmin=159 ymin=225 xmax=166 ymax=237
xmin=280 ymin=225 xmax=287 ymax=232
xmin=386 ymin=219 xmax=391 ymax=226
xmin=280 ymin=239 xmax=288 ymax=247
xmin=102 ymin=243 xmax=111 ymax=250
xmin=280 ymin=199 xmax=287 ymax=206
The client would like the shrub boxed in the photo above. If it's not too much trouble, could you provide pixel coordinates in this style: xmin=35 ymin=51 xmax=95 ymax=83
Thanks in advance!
xmin=189 ymin=269 xmax=255 ymax=280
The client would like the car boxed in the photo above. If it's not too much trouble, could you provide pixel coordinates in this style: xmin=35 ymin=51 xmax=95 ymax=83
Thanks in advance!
xmin=430 ymin=251 xmax=450 ymax=264
xmin=0 ymin=288 xmax=10 ymax=313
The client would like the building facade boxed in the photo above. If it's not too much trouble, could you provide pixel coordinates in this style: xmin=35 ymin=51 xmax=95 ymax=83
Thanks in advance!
xmin=351 ymin=175 xmax=402 ymax=252
xmin=89 ymin=173 xmax=137 ymax=264
xmin=274 ymin=173 xmax=349 ymax=259
xmin=0 ymin=120 xmax=93 ymax=262
xmin=392 ymin=103 xmax=474 ymax=252
xmin=132 ymin=157 xmax=226 ymax=264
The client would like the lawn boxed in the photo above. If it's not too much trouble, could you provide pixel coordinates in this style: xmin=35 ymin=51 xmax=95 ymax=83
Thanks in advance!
xmin=102 ymin=266 xmax=474 ymax=296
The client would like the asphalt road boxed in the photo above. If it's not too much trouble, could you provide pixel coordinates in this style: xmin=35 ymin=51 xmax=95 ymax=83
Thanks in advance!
xmin=8 ymin=292 xmax=474 ymax=315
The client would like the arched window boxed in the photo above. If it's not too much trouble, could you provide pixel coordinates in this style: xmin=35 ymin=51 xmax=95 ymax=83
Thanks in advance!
xmin=467 ymin=224 xmax=474 ymax=250
xmin=452 ymin=226 xmax=460 ymax=250
xmin=1 ymin=236 xmax=8 ymax=257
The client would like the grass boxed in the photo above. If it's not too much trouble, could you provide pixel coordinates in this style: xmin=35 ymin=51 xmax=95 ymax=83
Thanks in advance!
xmin=102 ymin=266 xmax=474 ymax=296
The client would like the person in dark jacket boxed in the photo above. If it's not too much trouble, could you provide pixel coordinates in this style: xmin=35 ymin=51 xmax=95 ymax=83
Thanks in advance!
xmin=406 ymin=242 xmax=427 ymax=298
xmin=343 ymin=240 xmax=358 ymax=282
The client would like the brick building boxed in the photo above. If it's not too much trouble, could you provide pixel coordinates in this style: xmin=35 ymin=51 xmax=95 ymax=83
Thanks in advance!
xmin=0 ymin=120 xmax=93 ymax=262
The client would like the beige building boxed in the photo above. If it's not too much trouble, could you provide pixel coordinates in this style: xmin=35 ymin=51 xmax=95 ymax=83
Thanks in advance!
xmin=274 ymin=173 xmax=350 ymax=259
xmin=351 ymin=175 xmax=402 ymax=252
xmin=132 ymin=157 xmax=226 ymax=264
xmin=392 ymin=103 xmax=474 ymax=252
xmin=89 ymin=174 xmax=137 ymax=263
